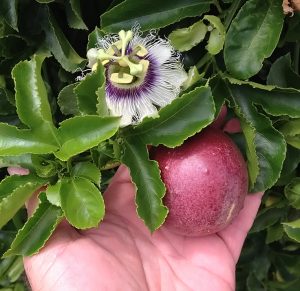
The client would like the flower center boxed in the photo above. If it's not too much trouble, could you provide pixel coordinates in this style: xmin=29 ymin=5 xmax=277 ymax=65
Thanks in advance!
xmin=87 ymin=30 xmax=150 ymax=86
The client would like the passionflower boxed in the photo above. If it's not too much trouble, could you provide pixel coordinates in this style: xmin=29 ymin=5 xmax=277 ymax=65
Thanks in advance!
xmin=87 ymin=27 xmax=187 ymax=126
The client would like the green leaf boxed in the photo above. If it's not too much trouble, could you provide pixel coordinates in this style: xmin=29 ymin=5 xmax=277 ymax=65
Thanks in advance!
xmin=229 ymin=82 xmax=300 ymax=118
xmin=65 ymin=0 xmax=88 ymax=30
xmin=71 ymin=162 xmax=101 ymax=186
xmin=125 ymin=86 xmax=215 ymax=147
xmin=0 ymin=256 xmax=24 ymax=283
xmin=0 ymin=154 xmax=33 ymax=170
xmin=46 ymin=180 xmax=62 ymax=207
xmin=55 ymin=116 xmax=120 ymax=161
xmin=0 ymin=0 xmax=18 ymax=31
xmin=250 ymin=207 xmax=286 ymax=233
xmin=267 ymin=53 xmax=300 ymax=89
xmin=12 ymin=54 xmax=54 ymax=130
xmin=74 ymin=63 xmax=105 ymax=115
xmin=266 ymin=223 xmax=284 ymax=244
xmin=41 ymin=7 xmax=86 ymax=72
xmin=87 ymin=27 xmax=105 ymax=50
xmin=224 ymin=0 xmax=284 ymax=79
xmin=182 ymin=66 xmax=204 ymax=90
xmin=168 ymin=20 xmax=207 ymax=52
xmin=0 ymin=88 xmax=15 ymax=116
xmin=60 ymin=177 xmax=104 ymax=229
xmin=277 ymin=145 xmax=300 ymax=186
xmin=121 ymin=137 xmax=168 ymax=232
xmin=227 ymin=83 xmax=287 ymax=192
xmin=283 ymin=219 xmax=300 ymax=243
xmin=0 ymin=174 xmax=44 ymax=200
xmin=246 ymin=272 xmax=265 ymax=291
xmin=101 ymin=0 xmax=212 ymax=32
xmin=35 ymin=0 xmax=55 ymax=3
xmin=31 ymin=155 xmax=57 ymax=178
xmin=57 ymin=83 xmax=80 ymax=116
xmin=285 ymin=178 xmax=300 ymax=209
xmin=280 ymin=119 xmax=300 ymax=149
xmin=0 ymin=175 xmax=46 ymax=228
xmin=203 ymin=15 xmax=225 ymax=55
xmin=0 ymin=123 xmax=58 ymax=156
xmin=96 ymin=81 xmax=108 ymax=117
xmin=3 ymin=194 xmax=63 ymax=257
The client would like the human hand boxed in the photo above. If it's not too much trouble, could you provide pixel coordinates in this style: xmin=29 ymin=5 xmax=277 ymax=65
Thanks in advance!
xmin=22 ymin=164 xmax=262 ymax=291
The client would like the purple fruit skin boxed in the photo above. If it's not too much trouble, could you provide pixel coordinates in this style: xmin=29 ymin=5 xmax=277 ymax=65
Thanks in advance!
xmin=152 ymin=128 xmax=249 ymax=236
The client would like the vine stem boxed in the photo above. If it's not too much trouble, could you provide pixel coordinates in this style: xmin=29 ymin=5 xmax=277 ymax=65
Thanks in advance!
xmin=100 ymin=161 xmax=120 ymax=170
xmin=196 ymin=53 xmax=212 ymax=70
xmin=213 ymin=0 xmax=223 ymax=13
xmin=294 ymin=41 xmax=299 ymax=74
xmin=224 ymin=0 xmax=242 ymax=30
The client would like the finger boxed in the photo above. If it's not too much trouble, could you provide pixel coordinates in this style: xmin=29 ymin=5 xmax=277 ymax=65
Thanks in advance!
xmin=210 ymin=105 xmax=227 ymax=129
xmin=26 ymin=186 xmax=47 ymax=216
xmin=7 ymin=166 xmax=30 ymax=176
xmin=217 ymin=192 xmax=263 ymax=263
xmin=223 ymin=118 xmax=241 ymax=133
xmin=103 ymin=165 xmax=136 ymax=212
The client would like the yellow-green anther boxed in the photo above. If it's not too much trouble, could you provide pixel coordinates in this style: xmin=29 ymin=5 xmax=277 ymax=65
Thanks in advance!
xmin=118 ymin=56 xmax=143 ymax=75
xmin=107 ymin=40 xmax=122 ymax=55
xmin=118 ymin=30 xmax=133 ymax=56
xmin=97 ymin=49 xmax=118 ymax=62
xmin=110 ymin=72 xmax=134 ymax=84
xmin=134 ymin=45 xmax=148 ymax=57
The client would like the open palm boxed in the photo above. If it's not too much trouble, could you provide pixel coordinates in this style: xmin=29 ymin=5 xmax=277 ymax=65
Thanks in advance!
xmin=24 ymin=165 xmax=262 ymax=291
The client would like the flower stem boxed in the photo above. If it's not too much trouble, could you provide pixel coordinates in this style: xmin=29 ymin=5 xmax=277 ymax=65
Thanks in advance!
xmin=224 ymin=0 xmax=242 ymax=30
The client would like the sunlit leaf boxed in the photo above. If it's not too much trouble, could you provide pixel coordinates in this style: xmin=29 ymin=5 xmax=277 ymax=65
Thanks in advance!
xmin=168 ymin=20 xmax=207 ymax=52
xmin=121 ymin=137 xmax=168 ymax=232
xmin=75 ymin=63 xmax=105 ymax=115
xmin=71 ymin=162 xmax=101 ymax=186
xmin=57 ymin=83 xmax=79 ymax=116
xmin=55 ymin=116 xmax=120 ymax=161
xmin=203 ymin=15 xmax=225 ymax=55
xmin=60 ymin=177 xmax=104 ymax=229
xmin=124 ymin=86 xmax=215 ymax=147
xmin=3 ymin=194 xmax=63 ymax=257
xmin=283 ymin=219 xmax=300 ymax=243
xmin=0 ymin=175 xmax=46 ymax=228
xmin=12 ymin=54 xmax=55 ymax=130
xmin=0 ymin=123 xmax=58 ymax=156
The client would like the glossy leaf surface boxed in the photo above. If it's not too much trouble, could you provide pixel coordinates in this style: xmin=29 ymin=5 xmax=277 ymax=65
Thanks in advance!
xmin=101 ymin=0 xmax=212 ymax=32
xmin=224 ymin=0 xmax=284 ymax=79
xmin=55 ymin=116 xmax=120 ymax=161
xmin=125 ymin=86 xmax=215 ymax=147
xmin=121 ymin=137 xmax=167 ymax=232
xmin=3 ymin=194 xmax=63 ymax=257
xmin=0 ymin=175 xmax=46 ymax=228
xmin=60 ymin=177 xmax=104 ymax=229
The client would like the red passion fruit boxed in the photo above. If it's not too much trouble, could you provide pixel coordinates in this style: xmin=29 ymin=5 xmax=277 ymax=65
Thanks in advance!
xmin=151 ymin=127 xmax=249 ymax=236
